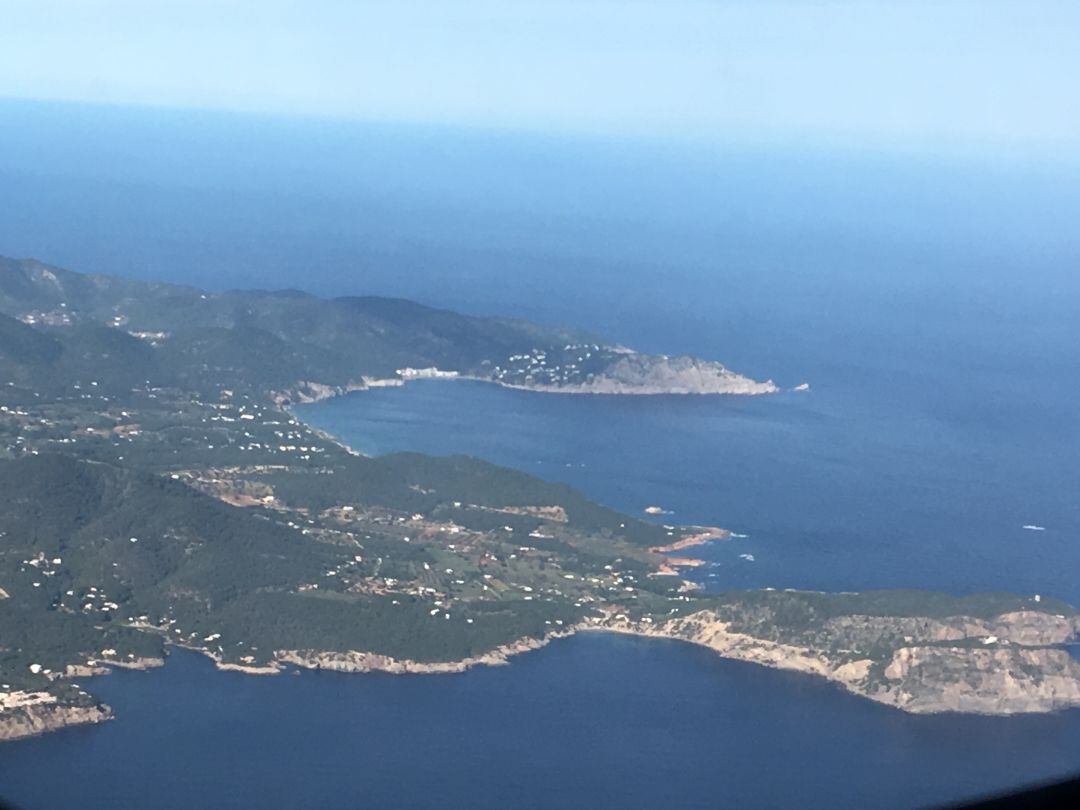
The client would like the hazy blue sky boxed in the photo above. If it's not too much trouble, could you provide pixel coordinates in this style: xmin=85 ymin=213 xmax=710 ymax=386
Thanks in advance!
xmin=2 ymin=1 xmax=1079 ymax=153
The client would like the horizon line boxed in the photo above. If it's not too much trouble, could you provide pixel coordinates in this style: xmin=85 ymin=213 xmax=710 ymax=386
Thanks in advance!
xmin=4 ymin=92 xmax=1080 ymax=170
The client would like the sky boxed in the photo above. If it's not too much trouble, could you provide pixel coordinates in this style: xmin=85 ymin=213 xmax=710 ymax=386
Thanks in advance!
xmin=1 ymin=1 xmax=1079 ymax=154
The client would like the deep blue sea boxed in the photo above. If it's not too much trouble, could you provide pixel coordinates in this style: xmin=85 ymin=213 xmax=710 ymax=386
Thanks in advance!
xmin=2 ymin=99 xmax=1080 ymax=807
xmin=5 ymin=644 xmax=1080 ymax=810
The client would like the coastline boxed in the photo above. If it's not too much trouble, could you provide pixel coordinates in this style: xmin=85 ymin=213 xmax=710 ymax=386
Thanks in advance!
xmin=273 ymin=627 xmax=579 ymax=675
xmin=277 ymin=379 xmax=741 ymax=604
xmin=134 ymin=609 xmax=1080 ymax=718
xmin=0 ymin=701 xmax=113 ymax=743
xmin=88 ymin=656 xmax=167 ymax=672
xmin=6 ymin=358 xmax=1073 ymax=747
xmin=242 ymin=382 xmax=1080 ymax=717
xmin=191 ymin=627 xmax=582 ymax=678
xmin=275 ymin=360 xmax=782 ymax=413
xmin=649 ymin=526 xmax=730 ymax=554
xmin=459 ymin=375 xmax=780 ymax=397
xmin=7 ymin=607 xmax=1080 ymax=745
xmin=593 ymin=611 xmax=1080 ymax=716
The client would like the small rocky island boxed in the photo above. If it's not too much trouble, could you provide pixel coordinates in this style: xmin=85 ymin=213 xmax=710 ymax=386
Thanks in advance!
xmin=1 ymin=255 xmax=1078 ymax=742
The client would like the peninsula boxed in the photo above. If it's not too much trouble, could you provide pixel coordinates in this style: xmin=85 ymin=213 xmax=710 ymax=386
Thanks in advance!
xmin=1 ymin=255 xmax=1078 ymax=742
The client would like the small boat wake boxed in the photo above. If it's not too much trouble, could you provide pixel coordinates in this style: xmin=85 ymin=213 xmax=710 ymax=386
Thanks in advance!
xmin=1022 ymin=525 xmax=1047 ymax=532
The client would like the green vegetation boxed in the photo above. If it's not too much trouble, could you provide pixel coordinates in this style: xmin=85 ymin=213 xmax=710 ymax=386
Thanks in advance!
xmin=0 ymin=256 xmax=602 ymax=389
xmin=0 ymin=453 xmax=669 ymax=676
xmin=1 ymin=254 xmax=1075 ymax=726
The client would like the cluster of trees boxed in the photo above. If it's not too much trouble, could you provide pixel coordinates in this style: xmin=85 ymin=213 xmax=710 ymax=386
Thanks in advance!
xmin=208 ymin=592 xmax=584 ymax=664
xmin=261 ymin=452 xmax=671 ymax=547
xmin=0 ymin=256 xmax=604 ymax=389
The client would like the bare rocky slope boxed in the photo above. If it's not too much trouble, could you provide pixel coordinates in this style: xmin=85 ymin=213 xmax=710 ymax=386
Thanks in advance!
xmin=486 ymin=353 xmax=778 ymax=395
xmin=603 ymin=608 xmax=1080 ymax=715
xmin=0 ymin=700 xmax=113 ymax=742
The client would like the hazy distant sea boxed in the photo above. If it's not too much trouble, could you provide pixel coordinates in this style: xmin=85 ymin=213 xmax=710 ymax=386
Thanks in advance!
xmin=2 ymin=99 xmax=1080 ymax=808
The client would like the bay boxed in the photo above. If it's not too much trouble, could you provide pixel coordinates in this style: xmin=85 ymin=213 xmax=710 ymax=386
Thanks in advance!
xmin=2 ymin=99 xmax=1080 ymax=807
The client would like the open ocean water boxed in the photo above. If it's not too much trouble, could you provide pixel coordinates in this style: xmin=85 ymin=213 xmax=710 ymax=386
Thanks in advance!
xmin=2 ymin=99 xmax=1080 ymax=807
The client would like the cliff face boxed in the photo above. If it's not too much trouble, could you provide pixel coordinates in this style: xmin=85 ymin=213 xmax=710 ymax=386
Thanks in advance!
xmin=271 ymin=378 xmax=403 ymax=406
xmin=600 ymin=613 xmax=842 ymax=681
xmin=590 ymin=354 xmax=778 ymax=395
xmin=816 ymin=611 xmax=1080 ymax=651
xmin=877 ymin=645 xmax=1080 ymax=714
xmin=601 ymin=609 xmax=1080 ymax=715
xmin=0 ymin=702 xmax=112 ymax=742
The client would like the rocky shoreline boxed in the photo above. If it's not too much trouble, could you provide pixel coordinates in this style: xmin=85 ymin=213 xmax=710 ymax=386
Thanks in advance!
xmin=272 ymin=377 xmax=402 ymax=407
xmin=272 ymin=350 xmax=780 ymax=412
xmin=193 ymin=628 xmax=581 ymax=677
xmin=274 ymin=629 xmax=577 ymax=674
xmin=6 ymin=607 xmax=1079 ymax=744
xmin=0 ymin=699 xmax=113 ymax=742
xmin=88 ymin=655 xmax=166 ymax=671
xmin=649 ymin=526 xmax=730 ymax=554
xmin=596 ymin=610 xmax=1080 ymax=716
xmin=140 ymin=607 xmax=1080 ymax=718
xmin=179 ymin=610 xmax=1080 ymax=717
xmin=0 ymin=655 xmax=165 ymax=742
xmin=467 ymin=354 xmax=778 ymax=396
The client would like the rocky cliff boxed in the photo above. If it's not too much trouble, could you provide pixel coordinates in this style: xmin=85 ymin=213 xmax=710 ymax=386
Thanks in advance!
xmin=0 ymin=701 xmax=112 ymax=742
xmin=600 ymin=608 xmax=1080 ymax=715
xmin=876 ymin=645 xmax=1080 ymax=714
